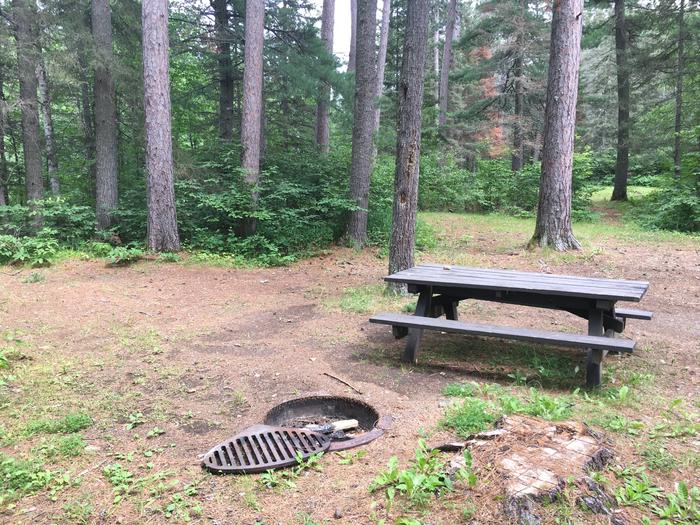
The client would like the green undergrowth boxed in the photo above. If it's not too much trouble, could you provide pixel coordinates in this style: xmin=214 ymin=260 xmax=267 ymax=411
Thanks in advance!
xmin=369 ymin=440 xmax=476 ymax=513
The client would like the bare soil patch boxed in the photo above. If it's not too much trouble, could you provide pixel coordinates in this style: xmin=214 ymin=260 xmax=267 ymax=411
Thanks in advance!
xmin=0 ymin=213 xmax=698 ymax=524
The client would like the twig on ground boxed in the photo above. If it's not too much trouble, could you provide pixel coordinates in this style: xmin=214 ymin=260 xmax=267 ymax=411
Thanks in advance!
xmin=323 ymin=372 xmax=363 ymax=395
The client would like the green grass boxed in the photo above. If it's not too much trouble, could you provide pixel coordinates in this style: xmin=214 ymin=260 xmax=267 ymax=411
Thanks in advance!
xmin=328 ymin=284 xmax=414 ymax=315
xmin=0 ymin=453 xmax=56 ymax=505
xmin=24 ymin=412 xmax=93 ymax=437
xmin=441 ymin=398 xmax=496 ymax=437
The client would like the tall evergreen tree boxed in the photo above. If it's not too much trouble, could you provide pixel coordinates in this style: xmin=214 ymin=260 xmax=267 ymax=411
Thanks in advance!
xmin=241 ymin=0 xmax=264 ymax=235
xmin=531 ymin=0 xmax=583 ymax=251
xmin=143 ymin=0 xmax=180 ymax=251
xmin=212 ymin=0 xmax=234 ymax=142
xmin=611 ymin=0 xmax=629 ymax=200
xmin=438 ymin=0 xmax=457 ymax=130
xmin=388 ymin=0 xmax=430 ymax=292
xmin=346 ymin=0 xmax=378 ymax=246
xmin=92 ymin=0 xmax=119 ymax=229
xmin=315 ymin=0 xmax=334 ymax=153
xmin=36 ymin=60 xmax=59 ymax=195
xmin=11 ymin=0 xmax=43 ymax=215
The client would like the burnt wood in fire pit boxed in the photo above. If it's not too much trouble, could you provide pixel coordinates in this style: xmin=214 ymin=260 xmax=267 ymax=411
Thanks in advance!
xmin=264 ymin=395 xmax=391 ymax=452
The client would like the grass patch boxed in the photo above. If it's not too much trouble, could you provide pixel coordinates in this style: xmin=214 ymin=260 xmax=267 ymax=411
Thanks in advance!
xmin=34 ymin=433 xmax=86 ymax=459
xmin=441 ymin=398 xmax=496 ymax=437
xmin=329 ymin=284 xmax=413 ymax=315
xmin=0 ymin=453 xmax=55 ymax=505
xmin=24 ymin=412 xmax=92 ymax=437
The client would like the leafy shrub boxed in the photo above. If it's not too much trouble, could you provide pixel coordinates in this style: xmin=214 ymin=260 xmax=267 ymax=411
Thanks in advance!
xmin=116 ymin=146 xmax=356 ymax=264
xmin=0 ymin=453 xmax=55 ymax=505
xmin=632 ymin=181 xmax=699 ymax=232
xmin=105 ymin=247 xmax=144 ymax=267
xmin=415 ymin=152 xmax=594 ymax=219
xmin=0 ymin=229 xmax=60 ymax=267
xmin=0 ymin=198 xmax=95 ymax=244
xmin=369 ymin=440 xmax=475 ymax=509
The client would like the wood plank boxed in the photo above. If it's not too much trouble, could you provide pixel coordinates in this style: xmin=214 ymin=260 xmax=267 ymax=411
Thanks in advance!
xmin=417 ymin=263 xmax=649 ymax=290
xmin=384 ymin=272 xmax=646 ymax=302
xmin=369 ymin=313 xmax=635 ymax=352
xmin=394 ymin=266 xmax=648 ymax=298
xmin=614 ymin=308 xmax=653 ymax=320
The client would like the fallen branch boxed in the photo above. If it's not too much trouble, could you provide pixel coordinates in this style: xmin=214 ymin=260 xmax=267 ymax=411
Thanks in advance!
xmin=323 ymin=372 xmax=363 ymax=395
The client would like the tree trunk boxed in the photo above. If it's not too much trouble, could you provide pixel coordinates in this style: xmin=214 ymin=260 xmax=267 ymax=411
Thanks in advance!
xmin=92 ymin=0 xmax=119 ymax=230
xmin=673 ymin=0 xmax=684 ymax=179
xmin=0 ymin=69 xmax=8 ymax=205
xmin=12 ymin=0 xmax=44 ymax=214
xmin=315 ymin=0 xmax=334 ymax=153
xmin=77 ymin=47 xmax=97 ymax=199
xmin=388 ymin=0 xmax=430 ymax=294
xmin=345 ymin=0 xmax=378 ymax=246
xmin=530 ymin=0 xmax=582 ymax=251
xmin=36 ymin=61 xmax=59 ymax=195
xmin=433 ymin=25 xmax=440 ymax=104
xmin=240 ymin=0 xmax=264 ymax=235
xmin=611 ymin=0 xmax=629 ymax=201
xmin=373 ymin=0 xmax=391 ymax=135
xmin=438 ymin=0 xmax=457 ymax=130
xmin=511 ymin=0 xmax=526 ymax=172
xmin=142 ymin=0 xmax=180 ymax=251
xmin=348 ymin=0 xmax=357 ymax=73
xmin=213 ymin=0 xmax=234 ymax=141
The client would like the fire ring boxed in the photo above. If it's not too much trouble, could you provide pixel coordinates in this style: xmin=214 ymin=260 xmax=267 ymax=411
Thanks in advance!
xmin=264 ymin=395 xmax=392 ymax=452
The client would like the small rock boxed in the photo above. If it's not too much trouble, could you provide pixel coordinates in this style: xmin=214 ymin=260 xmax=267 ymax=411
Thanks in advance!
xmin=334 ymin=508 xmax=343 ymax=519
xmin=84 ymin=445 xmax=101 ymax=455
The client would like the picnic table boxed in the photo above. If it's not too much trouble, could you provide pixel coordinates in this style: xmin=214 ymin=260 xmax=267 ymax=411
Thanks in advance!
xmin=369 ymin=264 xmax=652 ymax=387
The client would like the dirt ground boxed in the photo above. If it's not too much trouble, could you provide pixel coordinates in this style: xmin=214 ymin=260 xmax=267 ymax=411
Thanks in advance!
xmin=0 ymin=212 xmax=698 ymax=525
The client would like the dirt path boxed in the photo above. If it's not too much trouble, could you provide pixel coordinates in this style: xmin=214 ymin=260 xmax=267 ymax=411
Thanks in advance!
xmin=0 ymin=213 xmax=698 ymax=524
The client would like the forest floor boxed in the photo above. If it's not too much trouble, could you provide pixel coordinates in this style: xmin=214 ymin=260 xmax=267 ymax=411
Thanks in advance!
xmin=0 ymin=201 xmax=698 ymax=525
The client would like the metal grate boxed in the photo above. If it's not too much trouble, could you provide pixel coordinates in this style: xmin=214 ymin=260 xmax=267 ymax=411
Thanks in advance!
xmin=202 ymin=424 xmax=331 ymax=474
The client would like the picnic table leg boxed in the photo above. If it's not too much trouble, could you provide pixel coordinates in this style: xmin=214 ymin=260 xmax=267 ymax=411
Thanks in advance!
xmin=444 ymin=299 xmax=459 ymax=321
xmin=402 ymin=287 xmax=432 ymax=364
xmin=586 ymin=308 xmax=605 ymax=388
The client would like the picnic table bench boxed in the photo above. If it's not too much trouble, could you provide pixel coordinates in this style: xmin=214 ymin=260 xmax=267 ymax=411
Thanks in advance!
xmin=369 ymin=264 xmax=651 ymax=387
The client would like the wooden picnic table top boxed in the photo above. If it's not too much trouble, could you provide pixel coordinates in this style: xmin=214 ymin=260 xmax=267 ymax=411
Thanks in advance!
xmin=384 ymin=263 xmax=649 ymax=303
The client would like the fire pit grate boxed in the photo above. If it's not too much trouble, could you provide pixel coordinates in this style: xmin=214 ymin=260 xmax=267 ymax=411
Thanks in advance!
xmin=202 ymin=424 xmax=331 ymax=474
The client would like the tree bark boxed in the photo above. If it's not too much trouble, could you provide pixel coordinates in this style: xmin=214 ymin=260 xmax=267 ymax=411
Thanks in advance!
xmin=0 ymin=70 xmax=7 ymax=206
xmin=373 ymin=0 xmax=391 ymax=135
xmin=36 ymin=60 xmax=59 ymax=195
xmin=388 ymin=0 xmax=430 ymax=294
xmin=611 ymin=0 xmax=629 ymax=201
xmin=673 ymin=0 xmax=684 ymax=179
xmin=213 ymin=0 xmax=234 ymax=142
xmin=241 ymin=0 xmax=264 ymax=235
xmin=438 ymin=0 xmax=457 ymax=130
xmin=530 ymin=0 xmax=582 ymax=251
xmin=345 ymin=0 xmax=378 ymax=246
xmin=348 ymin=0 xmax=357 ymax=73
xmin=315 ymin=0 xmax=335 ymax=153
xmin=433 ymin=25 xmax=440 ymax=104
xmin=12 ymin=0 xmax=44 ymax=214
xmin=511 ymin=0 xmax=526 ymax=172
xmin=92 ymin=0 xmax=119 ymax=229
xmin=142 ymin=0 xmax=180 ymax=251
xmin=77 ymin=46 xmax=97 ymax=199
